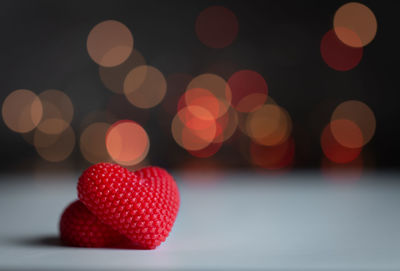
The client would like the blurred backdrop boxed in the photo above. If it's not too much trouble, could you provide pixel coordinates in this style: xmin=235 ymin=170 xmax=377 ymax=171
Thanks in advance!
xmin=1 ymin=0 xmax=398 ymax=176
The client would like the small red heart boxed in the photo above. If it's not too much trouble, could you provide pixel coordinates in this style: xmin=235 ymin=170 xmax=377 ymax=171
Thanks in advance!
xmin=77 ymin=163 xmax=180 ymax=249
xmin=60 ymin=200 xmax=131 ymax=248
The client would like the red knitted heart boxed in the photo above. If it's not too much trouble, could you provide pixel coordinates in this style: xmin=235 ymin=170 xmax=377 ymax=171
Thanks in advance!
xmin=60 ymin=200 xmax=130 ymax=248
xmin=76 ymin=163 xmax=180 ymax=249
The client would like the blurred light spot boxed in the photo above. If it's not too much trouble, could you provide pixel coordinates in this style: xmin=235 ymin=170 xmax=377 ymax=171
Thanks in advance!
xmin=80 ymin=122 xmax=111 ymax=164
xmin=38 ymin=119 xmax=69 ymax=135
xmin=179 ymin=88 xmax=226 ymax=121
xmin=172 ymin=106 xmax=217 ymax=151
xmin=250 ymin=138 xmax=295 ymax=170
xmin=34 ymin=123 xmax=75 ymax=162
xmin=320 ymin=29 xmax=363 ymax=71
xmin=333 ymin=27 xmax=363 ymax=48
xmin=248 ymin=105 xmax=281 ymax=143
xmin=99 ymin=49 xmax=146 ymax=94
xmin=188 ymin=141 xmax=222 ymax=158
xmin=178 ymin=105 xmax=215 ymax=131
xmin=34 ymin=121 xmax=64 ymax=148
xmin=330 ymin=119 xmax=364 ymax=149
xmin=334 ymin=2 xmax=377 ymax=47
xmin=186 ymin=74 xmax=231 ymax=117
xmin=237 ymin=96 xmax=276 ymax=136
xmin=227 ymin=70 xmax=268 ymax=112
xmin=87 ymin=20 xmax=133 ymax=67
xmin=163 ymin=73 xmax=193 ymax=115
xmin=38 ymin=89 xmax=74 ymax=134
xmin=2 ymin=89 xmax=42 ymax=133
xmin=123 ymin=65 xmax=167 ymax=108
xmin=181 ymin=125 xmax=216 ymax=151
xmin=106 ymin=120 xmax=149 ymax=166
xmin=246 ymin=104 xmax=292 ymax=146
xmin=321 ymin=121 xmax=361 ymax=164
xmin=195 ymin=6 xmax=238 ymax=48
xmin=331 ymin=100 xmax=376 ymax=146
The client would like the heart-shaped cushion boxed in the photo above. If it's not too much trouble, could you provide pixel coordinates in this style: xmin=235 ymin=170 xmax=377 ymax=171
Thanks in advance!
xmin=77 ymin=163 xmax=180 ymax=249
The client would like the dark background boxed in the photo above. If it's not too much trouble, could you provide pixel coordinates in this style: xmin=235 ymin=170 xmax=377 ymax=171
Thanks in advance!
xmin=0 ymin=0 xmax=398 ymax=173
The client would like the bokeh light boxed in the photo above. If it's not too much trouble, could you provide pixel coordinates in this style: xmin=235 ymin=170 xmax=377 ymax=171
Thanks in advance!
xmin=87 ymin=20 xmax=134 ymax=67
xmin=329 ymin=119 xmax=364 ymax=149
xmin=320 ymin=29 xmax=363 ymax=71
xmin=246 ymin=104 xmax=292 ymax=146
xmin=334 ymin=2 xmax=377 ymax=48
xmin=171 ymin=106 xmax=217 ymax=151
xmin=176 ymin=85 xmax=235 ymax=145
xmin=0 ymin=6 xmax=381 ymax=174
xmin=99 ymin=49 xmax=146 ymax=94
xmin=106 ymin=120 xmax=149 ymax=166
xmin=123 ymin=65 xmax=167 ymax=108
xmin=80 ymin=122 xmax=111 ymax=164
xmin=321 ymin=121 xmax=362 ymax=164
xmin=178 ymin=88 xmax=221 ymax=119
xmin=34 ymin=123 xmax=75 ymax=162
xmin=177 ymin=102 xmax=216 ymax=131
xmin=237 ymin=96 xmax=277 ymax=136
xmin=186 ymin=73 xmax=232 ymax=118
xmin=34 ymin=121 xmax=64 ymax=148
xmin=2 ymin=89 xmax=42 ymax=133
xmin=195 ymin=6 xmax=238 ymax=48
xmin=37 ymin=89 xmax=74 ymax=135
xmin=177 ymin=88 xmax=232 ymax=137
xmin=227 ymin=70 xmax=268 ymax=112
xmin=331 ymin=100 xmax=376 ymax=147
xmin=250 ymin=137 xmax=295 ymax=170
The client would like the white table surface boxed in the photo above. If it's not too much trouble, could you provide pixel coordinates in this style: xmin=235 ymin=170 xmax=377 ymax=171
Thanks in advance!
xmin=1 ymin=171 xmax=400 ymax=270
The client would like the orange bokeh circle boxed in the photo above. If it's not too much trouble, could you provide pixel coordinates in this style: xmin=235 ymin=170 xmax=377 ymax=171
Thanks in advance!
xmin=331 ymin=100 xmax=376 ymax=146
xmin=227 ymin=70 xmax=268 ymax=112
xmin=87 ymin=20 xmax=133 ymax=67
xmin=320 ymin=29 xmax=363 ymax=71
xmin=106 ymin=120 xmax=149 ymax=166
xmin=334 ymin=2 xmax=377 ymax=47
xmin=2 ymin=89 xmax=43 ymax=133
xmin=321 ymin=121 xmax=362 ymax=164
xmin=172 ymin=106 xmax=217 ymax=151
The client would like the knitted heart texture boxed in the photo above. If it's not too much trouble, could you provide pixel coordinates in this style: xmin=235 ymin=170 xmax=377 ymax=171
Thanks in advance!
xmin=59 ymin=163 xmax=180 ymax=249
